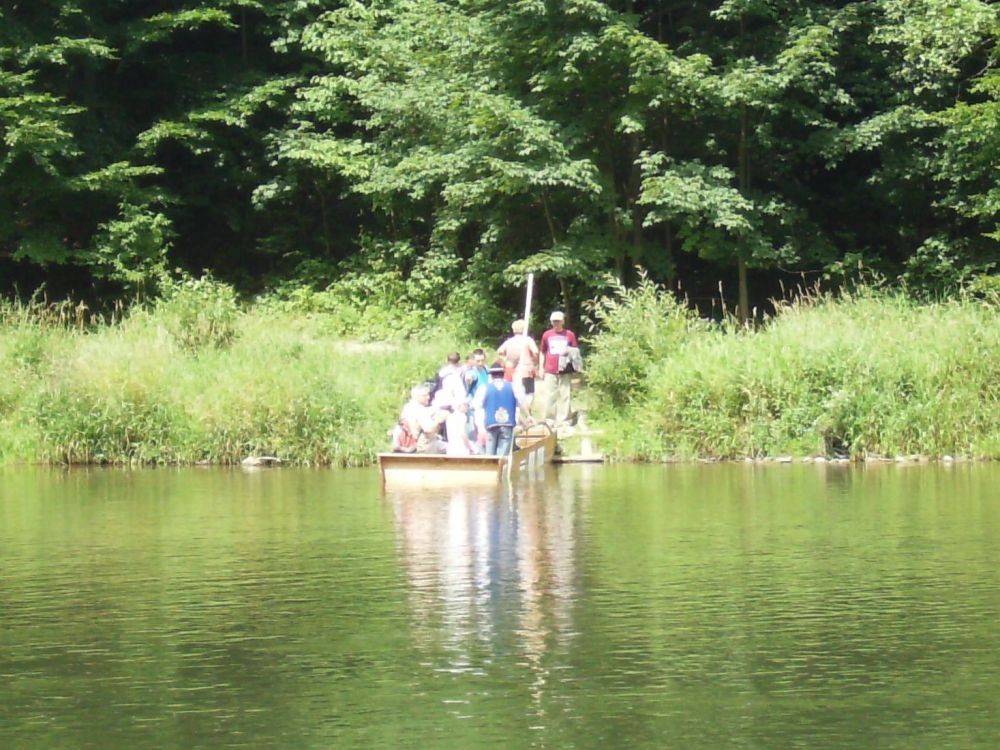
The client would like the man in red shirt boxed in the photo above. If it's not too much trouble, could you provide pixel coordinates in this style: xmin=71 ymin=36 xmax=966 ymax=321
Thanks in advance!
xmin=540 ymin=310 xmax=578 ymax=428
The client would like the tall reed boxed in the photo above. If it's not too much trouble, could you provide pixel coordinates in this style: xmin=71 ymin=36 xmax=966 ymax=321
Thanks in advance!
xmin=0 ymin=293 xmax=457 ymax=465
xmin=586 ymin=285 xmax=1000 ymax=460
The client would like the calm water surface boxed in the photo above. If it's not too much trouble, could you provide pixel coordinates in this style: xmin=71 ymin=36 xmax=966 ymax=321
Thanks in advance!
xmin=1 ymin=463 xmax=999 ymax=749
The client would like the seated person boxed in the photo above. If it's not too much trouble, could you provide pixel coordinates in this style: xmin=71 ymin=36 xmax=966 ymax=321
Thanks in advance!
xmin=395 ymin=384 xmax=448 ymax=454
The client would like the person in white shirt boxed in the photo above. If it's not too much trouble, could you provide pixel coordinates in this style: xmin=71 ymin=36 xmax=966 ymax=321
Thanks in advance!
xmin=398 ymin=384 xmax=447 ymax=454
xmin=445 ymin=402 xmax=477 ymax=456
xmin=540 ymin=311 xmax=578 ymax=428
xmin=431 ymin=351 xmax=467 ymax=410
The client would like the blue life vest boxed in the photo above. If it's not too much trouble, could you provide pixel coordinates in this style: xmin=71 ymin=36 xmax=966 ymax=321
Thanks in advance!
xmin=465 ymin=366 xmax=489 ymax=400
xmin=483 ymin=380 xmax=517 ymax=429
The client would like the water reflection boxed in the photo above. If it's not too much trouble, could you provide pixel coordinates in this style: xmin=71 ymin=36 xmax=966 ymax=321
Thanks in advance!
xmin=387 ymin=469 xmax=590 ymax=711
xmin=3 ymin=464 xmax=1000 ymax=749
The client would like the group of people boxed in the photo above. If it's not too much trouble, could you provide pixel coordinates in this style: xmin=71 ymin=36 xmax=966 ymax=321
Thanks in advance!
xmin=391 ymin=311 xmax=583 ymax=456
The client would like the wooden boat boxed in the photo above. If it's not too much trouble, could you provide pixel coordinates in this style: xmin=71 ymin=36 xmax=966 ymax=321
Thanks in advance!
xmin=378 ymin=425 xmax=557 ymax=488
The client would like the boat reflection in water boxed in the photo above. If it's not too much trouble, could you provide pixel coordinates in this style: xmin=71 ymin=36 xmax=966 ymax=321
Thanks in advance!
xmin=386 ymin=466 xmax=597 ymax=710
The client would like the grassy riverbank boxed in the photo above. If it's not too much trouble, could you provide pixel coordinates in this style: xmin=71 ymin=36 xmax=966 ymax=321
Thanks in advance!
xmin=585 ymin=281 xmax=1000 ymax=461
xmin=3 ymin=277 xmax=999 ymax=466
xmin=0 ymin=286 xmax=453 ymax=466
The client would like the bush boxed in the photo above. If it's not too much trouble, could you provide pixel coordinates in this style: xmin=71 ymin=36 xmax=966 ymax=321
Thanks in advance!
xmin=258 ymin=238 xmax=482 ymax=341
xmin=154 ymin=273 xmax=240 ymax=352
xmin=583 ymin=271 xmax=701 ymax=405
xmin=32 ymin=388 xmax=192 ymax=464
xmin=598 ymin=288 xmax=1000 ymax=460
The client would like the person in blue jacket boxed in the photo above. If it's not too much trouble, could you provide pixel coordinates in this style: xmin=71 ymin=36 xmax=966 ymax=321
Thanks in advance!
xmin=472 ymin=361 xmax=523 ymax=456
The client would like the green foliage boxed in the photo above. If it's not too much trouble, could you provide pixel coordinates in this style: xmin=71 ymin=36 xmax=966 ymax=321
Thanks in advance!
xmin=0 ymin=0 xmax=998 ymax=313
xmin=275 ymin=0 xmax=607 ymax=299
xmin=0 ymin=67 xmax=84 ymax=264
xmin=88 ymin=203 xmax=173 ymax=294
xmin=933 ymin=67 xmax=1000 ymax=241
xmin=901 ymin=236 xmax=994 ymax=295
xmin=131 ymin=10 xmax=238 ymax=48
xmin=0 ymin=296 xmax=453 ymax=466
xmin=593 ymin=288 xmax=1000 ymax=460
xmin=871 ymin=0 xmax=996 ymax=96
xmin=32 ymin=388 xmax=193 ymax=465
xmin=583 ymin=271 xmax=702 ymax=406
xmin=968 ymin=273 xmax=1000 ymax=299
xmin=1 ymin=286 xmax=999 ymax=465
xmin=17 ymin=36 xmax=115 ymax=66
xmin=153 ymin=273 xmax=240 ymax=352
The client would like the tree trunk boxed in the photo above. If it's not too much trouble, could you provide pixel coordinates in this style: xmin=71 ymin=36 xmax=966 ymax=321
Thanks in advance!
xmin=661 ymin=115 xmax=674 ymax=281
xmin=627 ymin=133 xmax=643 ymax=274
xmin=737 ymin=104 xmax=751 ymax=324
xmin=542 ymin=189 xmax=572 ymax=317
xmin=241 ymin=8 xmax=249 ymax=64
xmin=737 ymin=256 xmax=749 ymax=328
xmin=317 ymin=184 xmax=332 ymax=257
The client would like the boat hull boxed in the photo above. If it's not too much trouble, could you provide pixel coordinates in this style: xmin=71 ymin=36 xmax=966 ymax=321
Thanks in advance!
xmin=377 ymin=429 xmax=556 ymax=488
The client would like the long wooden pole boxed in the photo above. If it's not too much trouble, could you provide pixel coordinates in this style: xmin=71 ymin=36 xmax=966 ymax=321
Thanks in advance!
xmin=523 ymin=272 xmax=535 ymax=336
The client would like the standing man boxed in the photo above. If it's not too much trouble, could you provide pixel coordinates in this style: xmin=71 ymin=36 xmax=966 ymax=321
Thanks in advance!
xmin=540 ymin=310 xmax=578 ymax=429
xmin=473 ymin=361 xmax=522 ymax=456
xmin=432 ymin=351 xmax=465 ymax=410
xmin=463 ymin=348 xmax=489 ymax=440
xmin=463 ymin=348 xmax=489 ymax=401
xmin=496 ymin=319 xmax=539 ymax=419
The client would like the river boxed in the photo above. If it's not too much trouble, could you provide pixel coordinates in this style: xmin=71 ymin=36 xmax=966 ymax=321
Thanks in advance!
xmin=1 ymin=463 xmax=999 ymax=748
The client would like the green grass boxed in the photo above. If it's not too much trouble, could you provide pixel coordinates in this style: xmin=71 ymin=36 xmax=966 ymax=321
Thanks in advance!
xmin=585 ymin=286 xmax=1000 ymax=461
xmin=0 ymin=297 xmax=458 ymax=466
xmin=4 ymin=282 xmax=999 ymax=466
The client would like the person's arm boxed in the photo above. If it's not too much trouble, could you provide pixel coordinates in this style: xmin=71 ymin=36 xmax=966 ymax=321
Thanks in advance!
xmin=400 ymin=405 xmax=421 ymax=436
xmin=416 ymin=406 xmax=444 ymax=435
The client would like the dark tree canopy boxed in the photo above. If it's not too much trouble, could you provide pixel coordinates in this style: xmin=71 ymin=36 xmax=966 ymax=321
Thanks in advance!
xmin=0 ymin=0 xmax=996 ymax=316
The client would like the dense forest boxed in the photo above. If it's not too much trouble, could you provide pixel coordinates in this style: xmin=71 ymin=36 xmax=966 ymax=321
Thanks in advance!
xmin=1 ymin=0 xmax=997 ymax=322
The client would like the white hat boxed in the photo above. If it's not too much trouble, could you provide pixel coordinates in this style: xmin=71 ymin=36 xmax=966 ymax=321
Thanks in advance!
xmin=550 ymin=310 xmax=565 ymax=322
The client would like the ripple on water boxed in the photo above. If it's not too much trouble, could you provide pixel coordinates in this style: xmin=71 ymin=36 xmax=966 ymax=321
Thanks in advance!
xmin=1 ymin=465 xmax=1000 ymax=748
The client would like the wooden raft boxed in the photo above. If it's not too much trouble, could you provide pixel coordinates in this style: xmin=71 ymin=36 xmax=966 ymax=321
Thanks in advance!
xmin=377 ymin=426 xmax=557 ymax=488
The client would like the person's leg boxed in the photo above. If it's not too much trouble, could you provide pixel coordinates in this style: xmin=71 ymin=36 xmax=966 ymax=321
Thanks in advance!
xmin=418 ymin=435 xmax=447 ymax=454
xmin=512 ymin=377 xmax=527 ymax=405
xmin=521 ymin=377 xmax=535 ymax=419
xmin=556 ymin=373 xmax=572 ymax=426
xmin=486 ymin=428 xmax=500 ymax=456
xmin=543 ymin=373 xmax=557 ymax=423
xmin=495 ymin=425 xmax=513 ymax=456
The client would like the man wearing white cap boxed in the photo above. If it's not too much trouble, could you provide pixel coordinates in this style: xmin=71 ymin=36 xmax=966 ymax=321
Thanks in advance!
xmin=540 ymin=310 xmax=578 ymax=428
